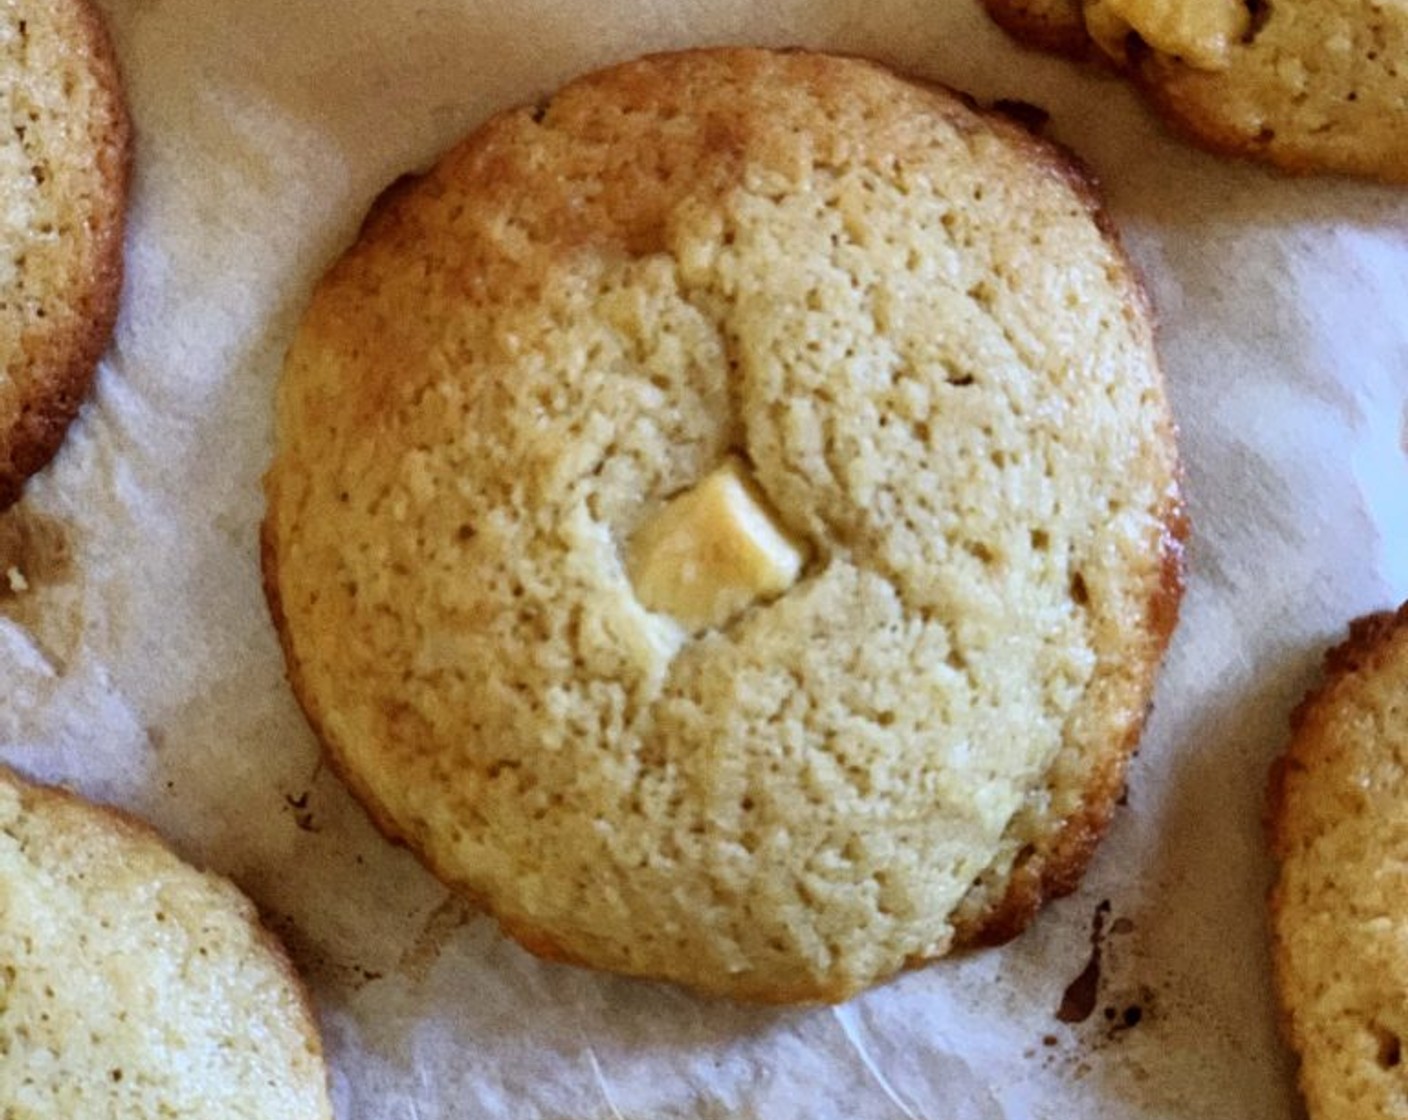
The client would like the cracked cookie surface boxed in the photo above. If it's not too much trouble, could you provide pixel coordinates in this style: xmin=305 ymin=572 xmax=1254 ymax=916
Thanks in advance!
xmin=263 ymin=47 xmax=1184 ymax=1002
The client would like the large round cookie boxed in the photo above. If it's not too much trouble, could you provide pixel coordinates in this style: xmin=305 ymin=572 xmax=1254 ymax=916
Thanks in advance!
xmin=982 ymin=0 xmax=1408 ymax=183
xmin=1270 ymin=603 xmax=1408 ymax=1120
xmin=0 ymin=0 xmax=129 ymax=508
xmin=264 ymin=47 xmax=1185 ymax=1002
xmin=0 ymin=766 xmax=332 ymax=1117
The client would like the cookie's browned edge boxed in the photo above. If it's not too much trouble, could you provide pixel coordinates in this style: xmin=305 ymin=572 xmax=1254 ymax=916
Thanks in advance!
xmin=1268 ymin=600 xmax=1408 ymax=857
xmin=957 ymin=497 xmax=1186 ymax=948
xmin=262 ymin=47 xmax=1186 ymax=1004
xmin=255 ymin=154 xmax=431 ymax=875
xmin=0 ymin=0 xmax=132 ymax=509
xmin=0 ymin=763 xmax=332 ymax=1112
xmin=951 ymin=109 xmax=1187 ymax=950
xmin=981 ymin=0 xmax=1098 ymax=59
xmin=1265 ymin=600 xmax=1408 ymax=1113
xmin=259 ymin=512 xmax=419 ymax=868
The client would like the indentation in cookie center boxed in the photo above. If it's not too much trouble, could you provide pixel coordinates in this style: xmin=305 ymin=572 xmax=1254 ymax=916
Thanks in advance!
xmin=626 ymin=455 xmax=808 ymax=630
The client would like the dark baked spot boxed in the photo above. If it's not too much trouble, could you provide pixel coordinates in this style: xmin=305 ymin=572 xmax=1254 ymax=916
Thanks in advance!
xmin=358 ymin=172 xmax=425 ymax=240
xmin=1242 ymin=0 xmax=1272 ymax=44
xmin=282 ymin=790 xmax=318 ymax=833
xmin=991 ymin=98 xmax=1052 ymax=134
xmin=1375 ymin=1023 xmax=1403 ymax=1070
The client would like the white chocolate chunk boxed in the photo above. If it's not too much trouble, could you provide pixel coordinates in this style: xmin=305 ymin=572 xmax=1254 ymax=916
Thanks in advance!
xmin=1084 ymin=0 xmax=1249 ymax=69
xmin=628 ymin=457 xmax=807 ymax=629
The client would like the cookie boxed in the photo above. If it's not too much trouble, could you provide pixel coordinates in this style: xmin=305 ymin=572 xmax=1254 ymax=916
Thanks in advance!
xmin=0 ymin=766 xmax=332 ymax=1117
xmin=983 ymin=0 xmax=1408 ymax=182
xmin=1270 ymin=603 xmax=1408 ymax=1119
xmin=264 ymin=47 xmax=1185 ymax=1002
xmin=0 ymin=0 xmax=130 ymax=508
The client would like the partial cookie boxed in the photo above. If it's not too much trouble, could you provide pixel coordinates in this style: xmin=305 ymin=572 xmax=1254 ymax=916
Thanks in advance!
xmin=1270 ymin=603 xmax=1408 ymax=1120
xmin=264 ymin=47 xmax=1185 ymax=1002
xmin=983 ymin=0 xmax=1408 ymax=183
xmin=0 ymin=766 xmax=332 ymax=1117
xmin=0 ymin=0 xmax=130 ymax=508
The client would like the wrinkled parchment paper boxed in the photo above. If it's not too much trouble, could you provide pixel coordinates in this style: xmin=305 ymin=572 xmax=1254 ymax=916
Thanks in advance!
xmin=4 ymin=0 xmax=1406 ymax=1115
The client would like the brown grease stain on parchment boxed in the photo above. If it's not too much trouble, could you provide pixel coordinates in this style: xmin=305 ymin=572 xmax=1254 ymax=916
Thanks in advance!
xmin=0 ymin=508 xmax=73 ymax=604
xmin=0 ymin=507 xmax=84 ymax=674
xmin=1054 ymin=901 xmax=1155 ymax=1047
xmin=1057 ymin=900 xmax=1111 ymax=1024
xmin=262 ymin=909 xmax=389 ymax=993
xmin=260 ymin=892 xmax=476 ymax=995
xmin=398 ymin=893 xmax=477 ymax=984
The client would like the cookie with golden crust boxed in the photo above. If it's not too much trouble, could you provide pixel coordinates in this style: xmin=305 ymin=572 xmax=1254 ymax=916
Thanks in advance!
xmin=0 ymin=0 xmax=130 ymax=508
xmin=1270 ymin=603 xmax=1408 ymax=1120
xmin=0 ymin=766 xmax=332 ymax=1118
xmin=983 ymin=0 xmax=1408 ymax=183
xmin=264 ymin=47 xmax=1184 ymax=1002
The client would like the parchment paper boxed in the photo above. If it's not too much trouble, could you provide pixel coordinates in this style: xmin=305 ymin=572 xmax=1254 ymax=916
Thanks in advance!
xmin=4 ymin=0 xmax=1406 ymax=1116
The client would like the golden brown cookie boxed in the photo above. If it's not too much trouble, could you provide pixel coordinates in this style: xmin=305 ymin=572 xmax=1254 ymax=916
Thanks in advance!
xmin=983 ymin=0 xmax=1408 ymax=183
xmin=264 ymin=47 xmax=1185 ymax=1002
xmin=0 ymin=0 xmax=130 ymax=508
xmin=0 ymin=766 xmax=332 ymax=1117
xmin=1271 ymin=602 xmax=1408 ymax=1119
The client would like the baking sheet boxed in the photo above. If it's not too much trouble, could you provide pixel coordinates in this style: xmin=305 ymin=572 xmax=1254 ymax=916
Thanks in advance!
xmin=4 ymin=0 xmax=1407 ymax=1115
